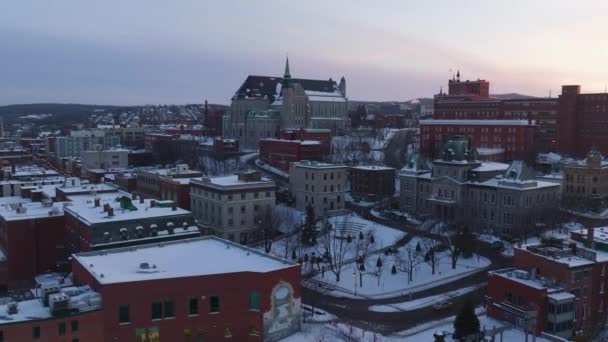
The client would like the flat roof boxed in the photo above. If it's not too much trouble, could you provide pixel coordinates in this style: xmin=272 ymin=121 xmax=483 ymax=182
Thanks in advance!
xmin=351 ymin=165 xmax=395 ymax=171
xmin=192 ymin=175 xmax=275 ymax=188
xmin=292 ymin=161 xmax=348 ymax=169
xmin=65 ymin=192 xmax=191 ymax=225
xmin=420 ymin=119 xmax=533 ymax=126
xmin=57 ymin=183 xmax=117 ymax=194
xmin=0 ymin=201 xmax=66 ymax=221
xmin=73 ymin=236 xmax=297 ymax=284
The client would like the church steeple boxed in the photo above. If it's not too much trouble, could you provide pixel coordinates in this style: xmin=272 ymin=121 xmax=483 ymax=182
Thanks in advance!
xmin=284 ymin=56 xmax=291 ymax=79
xmin=456 ymin=69 xmax=460 ymax=81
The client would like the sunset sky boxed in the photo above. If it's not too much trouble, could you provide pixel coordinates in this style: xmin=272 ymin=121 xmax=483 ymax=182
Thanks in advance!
xmin=2 ymin=0 xmax=608 ymax=105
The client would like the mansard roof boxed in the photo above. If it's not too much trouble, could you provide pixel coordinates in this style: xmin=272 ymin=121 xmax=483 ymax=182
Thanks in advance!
xmin=436 ymin=135 xmax=479 ymax=163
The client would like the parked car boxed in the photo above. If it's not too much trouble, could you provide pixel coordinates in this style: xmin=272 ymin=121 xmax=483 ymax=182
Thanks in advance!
xmin=432 ymin=300 xmax=453 ymax=311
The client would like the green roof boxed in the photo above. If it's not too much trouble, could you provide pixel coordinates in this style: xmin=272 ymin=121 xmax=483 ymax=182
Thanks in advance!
xmin=436 ymin=136 xmax=478 ymax=162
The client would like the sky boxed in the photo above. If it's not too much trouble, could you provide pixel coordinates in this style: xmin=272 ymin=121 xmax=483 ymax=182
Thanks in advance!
xmin=1 ymin=1 xmax=608 ymax=106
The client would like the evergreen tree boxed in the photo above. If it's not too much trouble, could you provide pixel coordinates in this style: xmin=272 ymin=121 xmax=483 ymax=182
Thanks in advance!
xmin=391 ymin=265 xmax=397 ymax=274
xmin=453 ymin=298 xmax=480 ymax=340
xmin=359 ymin=231 xmax=364 ymax=240
xmin=433 ymin=332 xmax=446 ymax=342
xmin=376 ymin=257 xmax=383 ymax=268
xmin=370 ymin=235 xmax=375 ymax=244
xmin=291 ymin=249 xmax=297 ymax=260
xmin=416 ymin=242 xmax=422 ymax=253
xmin=301 ymin=204 xmax=317 ymax=245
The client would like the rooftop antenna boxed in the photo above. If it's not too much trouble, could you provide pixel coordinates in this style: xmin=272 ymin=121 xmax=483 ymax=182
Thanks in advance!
xmin=549 ymin=89 xmax=551 ymax=98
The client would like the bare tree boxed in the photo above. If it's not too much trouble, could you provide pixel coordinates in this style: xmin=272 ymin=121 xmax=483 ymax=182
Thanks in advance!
xmin=435 ymin=224 xmax=464 ymax=270
xmin=422 ymin=237 xmax=443 ymax=275
xmin=395 ymin=244 xmax=424 ymax=283
xmin=318 ymin=216 xmax=354 ymax=283
xmin=254 ymin=206 xmax=280 ymax=253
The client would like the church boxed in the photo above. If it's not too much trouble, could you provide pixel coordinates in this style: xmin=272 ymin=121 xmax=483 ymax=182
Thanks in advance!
xmin=223 ymin=58 xmax=348 ymax=149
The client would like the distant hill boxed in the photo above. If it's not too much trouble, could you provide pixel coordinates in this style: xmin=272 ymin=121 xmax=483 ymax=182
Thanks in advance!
xmin=0 ymin=103 xmax=124 ymax=125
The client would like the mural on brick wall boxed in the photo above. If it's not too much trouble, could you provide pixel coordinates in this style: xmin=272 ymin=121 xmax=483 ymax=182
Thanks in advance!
xmin=263 ymin=281 xmax=302 ymax=342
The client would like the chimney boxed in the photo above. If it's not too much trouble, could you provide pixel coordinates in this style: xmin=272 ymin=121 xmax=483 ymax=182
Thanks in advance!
xmin=107 ymin=207 xmax=114 ymax=217
xmin=131 ymin=193 xmax=136 ymax=200
xmin=172 ymin=202 xmax=177 ymax=211
xmin=150 ymin=200 xmax=156 ymax=208
xmin=587 ymin=228 xmax=594 ymax=248
xmin=569 ymin=242 xmax=577 ymax=254
xmin=103 ymin=203 xmax=109 ymax=212
xmin=94 ymin=198 xmax=100 ymax=207
xmin=139 ymin=196 xmax=144 ymax=204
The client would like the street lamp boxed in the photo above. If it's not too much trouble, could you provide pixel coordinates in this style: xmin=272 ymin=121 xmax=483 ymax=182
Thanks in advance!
xmin=353 ymin=269 xmax=357 ymax=296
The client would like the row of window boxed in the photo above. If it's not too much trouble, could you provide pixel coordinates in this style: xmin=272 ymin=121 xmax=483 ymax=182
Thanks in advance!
xmin=6 ymin=320 xmax=80 ymax=341
xmin=192 ymin=189 xmax=272 ymax=201
xmin=304 ymin=171 xmax=341 ymax=181
xmin=119 ymin=293 xmax=261 ymax=324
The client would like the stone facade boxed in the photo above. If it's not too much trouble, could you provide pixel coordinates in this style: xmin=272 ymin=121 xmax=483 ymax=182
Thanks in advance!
xmin=289 ymin=161 xmax=347 ymax=217
xmin=223 ymin=59 xmax=347 ymax=149
xmin=400 ymin=137 xmax=560 ymax=236
xmin=562 ymin=148 xmax=608 ymax=213
xmin=190 ymin=171 xmax=276 ymax=244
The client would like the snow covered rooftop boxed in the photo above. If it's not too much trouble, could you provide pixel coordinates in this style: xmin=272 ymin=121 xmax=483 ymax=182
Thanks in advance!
xmin=74 ymin=236 xmax=297 ymax=284
xmin=57 ymin=183 xmax=117 ymax=194
xmin=490 ymin=268 xmax=564 ymax=292
xmin=420 ymin=119 xmax=533 ymax=126
xmin=193 ymin=174 xmax=275 ymax=189
xmin=0 ymin=201 xmax=66 ymax=221
xmin=471 ymin=162 xmax=509 ymax=172
xmin=477 ymin=147 xmax=505 ymax=156
xmin=351 ymin=165 xmax=395 ymax=171
xmin=292 ymin=160 xmax=348 ymax=169
xmin=64 ymin=192 xmax=191 ymax=225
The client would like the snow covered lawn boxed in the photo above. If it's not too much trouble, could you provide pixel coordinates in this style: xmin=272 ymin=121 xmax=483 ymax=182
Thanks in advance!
xmin=368 ymin=284 xmax=482 ymax=312
xmin=280 ymin=309 xmax=551 ymax=342
xmin=311 ymin=236 xmax=490 ymax=299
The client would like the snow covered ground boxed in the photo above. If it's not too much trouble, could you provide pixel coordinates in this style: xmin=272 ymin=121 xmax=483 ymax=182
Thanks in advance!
xmin=280 ymin=308 xmax=550 ymax=342
xmin=268 ymin=213 xmax=406 ymax=263
xmin=368 ymin=284 xmax=482 ymax=312
xmin=312 ymin=236 xmax=490 ymax=299
xmin=371 ymin=209 xmax=422 ymax=225
xmin=255 ymin=159 xmax=289 ymax=178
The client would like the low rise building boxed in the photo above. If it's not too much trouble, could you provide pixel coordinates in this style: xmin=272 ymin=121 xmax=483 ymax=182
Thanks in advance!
xmin=399 ymin=137 xmax=560 ymax=236
xmin=487 ymin=228 xmax=608 ymax=339
xmin=289 ymin=161 xmax=347 ymax=217
xmin=136 ymin=164 xmax=204 ymax=208
xmin=349 ymin=165 xmax=395 ymax=201
xmin=561 ymin=147 xmax=608 ymax=216
xmin=0 ymin=198 xmax=68 ymax=291
xmin=259 ymin=139 xmax=324 ymax=172
xmin=190 ymin=171 xmax=276 ymax=244
xmin=80 ymin=148 xmax=130 ymax=170
xmin=0 ymin=237 xmax=301 ymax=342
xmin=64 ymin=191 xmax=199 ymax=254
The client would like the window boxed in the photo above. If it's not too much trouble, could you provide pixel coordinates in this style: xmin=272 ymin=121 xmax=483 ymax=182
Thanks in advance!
xmin=33 ymin=326 xmax=40 ymax=339
xmin=209 ymin=296 xmax=220 ymax=313
xmin=227 ymin=194 xmax=233 ymax=201
xmin=240 ymin=193 xmax=246 ymax=200
xmin=164 ymin=300 xmax=175 ymax=318
xmin=71 ymin=320 xmax=79 ymax=332
xmin=254 ymin=192 xmax=259 ymax=199
xmin=119 ymin=304 xmax=130 ymax=324
xmin=151 ymin=301 xmax=163 ymax=320
xmin=188 ymin=297 xmax=199 ymax=315
xmin=266 ymin=191 xmax=270 ymax=197
xmin=249 ymin=292 xmax=260 ymax=311
xmin=58 ymin=322 xmax=66 ymax=336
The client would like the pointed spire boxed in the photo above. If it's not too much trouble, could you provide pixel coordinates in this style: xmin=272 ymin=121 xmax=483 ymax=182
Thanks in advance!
xmin=456 ymin=69 xmax=460 ymax=81
xmin=284 ymin=55 xmax=291 ymax=79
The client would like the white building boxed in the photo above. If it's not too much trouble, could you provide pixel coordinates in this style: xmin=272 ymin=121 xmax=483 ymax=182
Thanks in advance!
xmin=190 ymin=171 xmax=276 ymax=244
xmin=81 ymin=148 xmax=131 ymax=170
xmin=55 ymin=129 xmax=121 ymax=158
xmin=289 ymin=160 xmax=347 ymax=217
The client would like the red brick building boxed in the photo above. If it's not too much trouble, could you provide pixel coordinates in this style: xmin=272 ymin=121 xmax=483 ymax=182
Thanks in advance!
xmin=0 ymin=200 xmax=69 ymax=291
xmin=487 ymin=229 xmax=608 ymax=339
xmin=278 ymin=128 xmax=332 ymax=155
xmin=433 ymin=74 xmax=558 ymax=153
xmin=259 ymin=139 xmax=324 ymax=172
xmin=419 ymin=120 xmax=536 ymax=162
xmin=212 ymin=138 xmax=240 ymax=157
xmin=558 ymin=85 xmax=608 ymax=157
xmin=349 ymin=165 xmax=395 ymax=201
xmin=0 ymin=237 xmax=301 ymax=342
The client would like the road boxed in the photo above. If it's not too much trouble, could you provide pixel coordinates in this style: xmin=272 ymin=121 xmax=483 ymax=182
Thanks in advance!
xmin=302 ymin=211 xmax=513 ymax=334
